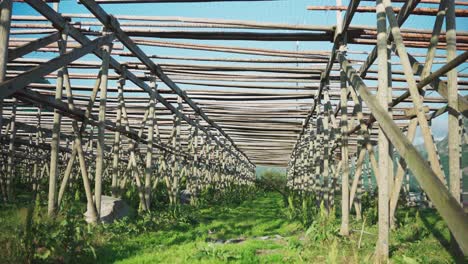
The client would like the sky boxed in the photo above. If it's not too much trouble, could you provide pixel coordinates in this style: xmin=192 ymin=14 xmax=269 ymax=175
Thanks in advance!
xmin=11 ymin=0 xmax=468 ymax=145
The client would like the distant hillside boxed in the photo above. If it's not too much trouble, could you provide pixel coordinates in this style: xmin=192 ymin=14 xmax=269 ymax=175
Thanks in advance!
xmin=414 ymin=118 xmax=468 ymax=194
xmin=436 ymin=118 xmax=468 ymax=156
xmin=255 ymin=166 xmax=286 ymax=177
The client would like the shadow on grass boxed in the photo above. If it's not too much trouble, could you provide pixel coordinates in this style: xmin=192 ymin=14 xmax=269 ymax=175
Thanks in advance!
xmin=418 ymin=209 xmax=466 ymax=264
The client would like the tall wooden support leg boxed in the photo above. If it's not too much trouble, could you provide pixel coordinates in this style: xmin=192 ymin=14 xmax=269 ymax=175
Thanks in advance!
xmin=349 ymin=148 xmax=366 ymax=215
xmin=386 ymin=47 xmax=394 ymax=196
xmin=167 ymin=96 xmax=183 ymax=206
xmin=6 ymin=98 xmax=16 ymax=201
xmin=324 ymin=87 xmax=339 ymax=209
xmin=376 ymin=0 xmax=390 ymax=261
xmin=316 ymin=115 xmax=324 ymax=205
xmin=0 ymin=0 xmax=12 ymax=142
xmin=389 ymin=117 xmax=417 ymax=227
xmin=151 ymin=108 xmax=162 ymax=191
xmin=144 ymin=77 xmax=157 ymax=210
xmin=339 ymin=53 xmax=468 ymax=255
xmin=382 ymin=0 xmax=446 ymax=183
xmin=348 ymin=79 xmax=372 ymax=216
xmin=118 ymin=90 xmax=150 ymax=211
xmin=94 ymin=31 xmax=113 ymax=219
xmin=60 ymin=46 xmax=99 ymax=222
xmin=58 ymin=146 xmax=77 ymax=206
xmin=32 ymin=108 xmax=42 ymax=195
xmin=191 ymin=123 xmax=200 ymax=205
xmin=322 ymin=90 xmax=332 ymax=211
xmin=421 ymin=1 xmax=447 ymax=79
xmin=112 ymin=72 xmax=125 ymax=197
xmin=446 ymin=0 xmax=460 ymax=205
xmin=354 ymin=164 xmax=363 ymax=220
xmin=446 ymin=0 xmax=463 ymax=255
xmin=340 ymin=69 xmax=350 ymax=236
xmin=48 ymin=29 xmax=68 ymax=216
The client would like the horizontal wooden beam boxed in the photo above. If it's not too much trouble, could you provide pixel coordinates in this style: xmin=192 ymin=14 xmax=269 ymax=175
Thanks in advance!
xmin=78 ymin=0 xmax=253 ymax=167
xmin=124 ymin=30 xmax=333 ymax=41
xmin=8 ymin=32 xmax=60 ymax=61
xmin=0 ymin=33 xmax=114 ymax=100
xmin=25 ymin=0 xmax=254 ymax=168
xmin=307 ymin=5 xmax=468 ymax=17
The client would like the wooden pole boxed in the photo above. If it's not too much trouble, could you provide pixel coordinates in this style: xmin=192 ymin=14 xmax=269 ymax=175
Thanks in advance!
xmin=6 ymin=98 xmax=16 ymax=201
xmin=339 ymin=68 xmax=350 ymax=236
xmin=112 ymin=72 xmax=125 ymax=197
xmin=389 ymin=117 xmax=417 ymax=226
xmin=94 ymin=30 xmax=113 ymax=219
xmin=446 ymin=0 xmax=461 ymax=205
xmin=47 ymin=28 xmax=68 ymax=216
xmin=0 ymin=0 xmax=12 ymax=143
xmin=339 ymin=53 xmax=468 ymax=255
xmin=446 ymin=0 xmax=463 ymax=256
xmin=375 ymin=1 xmax=389 ymax=261
xmin=144 ymin=77 xmax=157 ymax=210
xmin=382 ymin=0 xmax=447 ymax=183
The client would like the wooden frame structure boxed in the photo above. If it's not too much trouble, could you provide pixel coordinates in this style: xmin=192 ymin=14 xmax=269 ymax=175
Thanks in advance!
xmin=0 ymin=0 xmax=466 ymax=261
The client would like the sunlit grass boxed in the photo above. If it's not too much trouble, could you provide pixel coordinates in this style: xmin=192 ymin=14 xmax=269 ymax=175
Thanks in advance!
xmin=0 ymin=191 xmax=459 ymax=263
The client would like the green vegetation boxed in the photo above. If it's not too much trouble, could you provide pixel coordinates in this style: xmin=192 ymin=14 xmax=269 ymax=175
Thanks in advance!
xmin=0 ymin=171 xmax=459 ymax=264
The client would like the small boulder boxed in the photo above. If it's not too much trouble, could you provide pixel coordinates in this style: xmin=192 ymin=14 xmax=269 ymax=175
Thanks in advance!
xmin=180 ymin=189 xmax=192 ymax=204
xmin=84 ymin=195 xmax=130 ymax=224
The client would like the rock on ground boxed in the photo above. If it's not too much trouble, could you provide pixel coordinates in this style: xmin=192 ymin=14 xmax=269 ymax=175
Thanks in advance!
xmin=84 ymin=195 xmax=130 ymax=223
xmin=180 ymin=189 xmax=192 ymax=204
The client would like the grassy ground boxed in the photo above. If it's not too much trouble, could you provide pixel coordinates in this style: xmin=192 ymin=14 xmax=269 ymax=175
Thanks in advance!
xmin=0 ymin=192 xmax=460 ymax=263
xmin=93 ymin=192 xmax=456 ymax=264
xmin=95 ymin=193 xmax=303 ymax=263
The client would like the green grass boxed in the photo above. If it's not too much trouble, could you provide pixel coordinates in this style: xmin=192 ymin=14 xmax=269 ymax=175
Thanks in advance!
xmin=95 ymin=192 xmax=303 ymax=263
xmin=93 ymin=193 xmax=456 ymax=263
xmin=0 ymin=192 xmax=460 ymax=263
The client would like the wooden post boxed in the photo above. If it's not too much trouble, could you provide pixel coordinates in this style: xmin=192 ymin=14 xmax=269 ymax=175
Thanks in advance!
xmin=0 ymin=0 xmax=12 ymax=142
xmin=421 ymin=0 xmax=447 ymax=79
xmin=339 ymin=68 xmax=349 ymax=236
xmin=6 ymin=98 xmax=16 ymax=201
xmin=386 ymin=46 xmax=394 ymax=197
xmin=57 ymin=34 xmax=99 ymax=221
xmin=348 ymin=82 xmax=371 ymax=215
xmin=446 ymin=0 xmax=460 ymax=205
xmin=112 ymin=71 xmax=125 ymax=197
xmin=57 ymin=146 xmax=77 ymax=206
xmin=382 ymin=0 xmax=446 ymax=183
xmin=32 ymin=108 xmax=42 ymax=195
xmin=144 ymin=77 xmax=157 ymax=210
xmin=375 ymin=0 xmax=389 ymax=261
xmin=339 ymin=52 xmax=468 ymax=255
xmin=349 ymin=148 xmax=366 ymax=215
xmin=446 ymin=0 xmax=463 ymax=256
xmin=389 ymin=117 xmax=417 ymax=227
xmin=94 ymin=30 xmax=113 ymax=219
xmin=48 ymin=28 xmax=68 ymax=216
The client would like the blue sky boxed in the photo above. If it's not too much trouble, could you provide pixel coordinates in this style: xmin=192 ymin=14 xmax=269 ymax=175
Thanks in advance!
xmin=12 ymin=0 xmax=468 ymax=143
